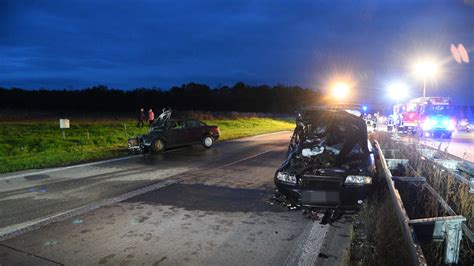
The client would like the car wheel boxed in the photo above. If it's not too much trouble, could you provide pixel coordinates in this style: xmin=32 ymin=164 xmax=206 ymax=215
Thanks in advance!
xmin=202 ymin=135 xmax=214 ymax=148
xmin=151 ymin=139 xmax=165 ymax=153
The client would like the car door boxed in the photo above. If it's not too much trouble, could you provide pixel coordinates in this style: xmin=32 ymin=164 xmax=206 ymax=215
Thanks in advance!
xmin=185 ymin=120 xmax=205 ymax=143
xmin=165 ymin=121 xmax=188 ymax=147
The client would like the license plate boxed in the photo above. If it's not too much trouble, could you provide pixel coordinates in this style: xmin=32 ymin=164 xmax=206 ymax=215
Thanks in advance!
xmin=301 ymin=190 xmax=340 ymax=205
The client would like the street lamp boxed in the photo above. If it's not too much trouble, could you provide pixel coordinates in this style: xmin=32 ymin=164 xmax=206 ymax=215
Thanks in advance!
xmin=413 ymin=59 xmax=439 ymax=97
xmin=331 ymin=82 xmax=350 ymax=102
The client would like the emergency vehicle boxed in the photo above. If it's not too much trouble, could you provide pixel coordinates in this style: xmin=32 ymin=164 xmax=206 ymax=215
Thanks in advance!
xmin=393 ymin=97 xmax=456 ymax=138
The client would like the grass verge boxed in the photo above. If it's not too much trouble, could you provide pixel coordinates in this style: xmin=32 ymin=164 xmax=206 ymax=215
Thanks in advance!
xmin=0 ymin=118 xmax=294 ymax=174
xmin=349 ymin=153 xmax=411 ymax=266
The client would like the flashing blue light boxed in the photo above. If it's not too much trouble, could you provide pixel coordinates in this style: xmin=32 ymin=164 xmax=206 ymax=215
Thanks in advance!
xmin=362 ymin=106 xmax=368 ymax=112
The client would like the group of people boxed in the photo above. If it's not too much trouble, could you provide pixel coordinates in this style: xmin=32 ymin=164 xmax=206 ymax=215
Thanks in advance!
xmin=136 ymin=108 xmax=155 ymax=128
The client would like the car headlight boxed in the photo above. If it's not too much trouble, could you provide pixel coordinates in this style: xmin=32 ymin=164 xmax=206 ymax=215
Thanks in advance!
xmin=345 ymin=175 xmax=372 ymax=185
xmin=276 ymin=172 xmax=297 ymax=184
xmin=422 ymin=119 xmax=433 ymax=130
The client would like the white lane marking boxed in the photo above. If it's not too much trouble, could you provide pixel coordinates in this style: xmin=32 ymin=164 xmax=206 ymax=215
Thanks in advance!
xmin=215 ymin=146 xmax=283 ymax=169
xmin=0 ymin=131 xmax=291 ymax=181
xmin=224 ymin=130 xmax=292 ymax=143
xmin=0 ymin=144 xmax=286 ymax=240
xmin=284 ymin=221 xmax=329 ymax=266
xmin=0 ymin=179 xmax=178 ymax=241
xmin=0 ymin=155 xmax=144 ymax=181
xmin=241 ymin=130 xmax=292 ymax=139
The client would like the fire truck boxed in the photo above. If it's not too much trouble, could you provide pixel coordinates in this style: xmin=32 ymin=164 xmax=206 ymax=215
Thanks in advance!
xmin=393 ymin=97 xmax=456 ymax=138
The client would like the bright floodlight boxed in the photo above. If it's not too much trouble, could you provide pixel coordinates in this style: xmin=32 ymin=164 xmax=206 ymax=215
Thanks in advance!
xmin=413 ymin=57 xmax=440 ymax=97
xmin=413 ymin=59 xmax=439 ymax=79
xmin=331 ymin=82 xmax=350 ymax=101
xmin=388 ymin=81 xmax=409 ymax=101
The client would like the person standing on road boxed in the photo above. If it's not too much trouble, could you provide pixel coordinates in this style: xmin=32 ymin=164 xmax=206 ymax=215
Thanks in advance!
xmin=148 ymin=109 xmax=155 ymax=126
xmin=137 ymin=108 xmax=145 ymax=128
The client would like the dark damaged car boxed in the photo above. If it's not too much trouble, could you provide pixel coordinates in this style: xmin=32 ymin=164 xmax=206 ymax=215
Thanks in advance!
xmin=275 ymin=105 xmax=376 ymax=210
xmin=128 ymin=109 xmax=220 ymax=153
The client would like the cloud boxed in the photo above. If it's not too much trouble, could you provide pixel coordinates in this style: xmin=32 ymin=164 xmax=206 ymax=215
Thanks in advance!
xmin=0 ymin=0 xmax=472 ymax=104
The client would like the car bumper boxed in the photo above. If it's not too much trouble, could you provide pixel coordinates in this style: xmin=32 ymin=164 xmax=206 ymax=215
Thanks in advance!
xmin=275 ymin=177 xmax=372 ymax=210
xmin=212 ymin=133 xmax=220 ymax=140
xmin=128 ymin=137 xmax=147 ymax=151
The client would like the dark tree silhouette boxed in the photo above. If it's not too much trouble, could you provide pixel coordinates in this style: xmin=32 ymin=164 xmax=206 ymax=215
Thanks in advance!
xmin=0 ymin=82 xmax=323 ymax=113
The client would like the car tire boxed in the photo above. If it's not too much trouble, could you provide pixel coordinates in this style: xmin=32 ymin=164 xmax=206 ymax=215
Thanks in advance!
xmin=202 ymin=135 xmax=214 ymax=148
xmin=151 ymin=139 xmax=165 ymax=153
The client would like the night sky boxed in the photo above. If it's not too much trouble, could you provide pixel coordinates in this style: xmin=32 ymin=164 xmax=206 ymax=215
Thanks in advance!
xmin=1 ymin=0 xmax=473 ymax=104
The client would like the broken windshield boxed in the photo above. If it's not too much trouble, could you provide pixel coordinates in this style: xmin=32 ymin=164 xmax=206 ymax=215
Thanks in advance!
xmin=289 ymin=108 xmax=369 ymax=167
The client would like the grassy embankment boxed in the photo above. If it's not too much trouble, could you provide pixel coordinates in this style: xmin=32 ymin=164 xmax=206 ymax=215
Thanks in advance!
xmin=0 ymin=118 xmax=294 ymax=174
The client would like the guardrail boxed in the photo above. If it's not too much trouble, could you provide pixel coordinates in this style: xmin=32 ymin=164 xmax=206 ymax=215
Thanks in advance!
xmin=375 ymin=140 xmax=427 ymax=266
xmin=416 ymin=147 xmax=473 ymax=191
xmin=374 ymin=140 xmax=467 ymax=265
xmin=399 ymin=143 xmax=474 ymax=243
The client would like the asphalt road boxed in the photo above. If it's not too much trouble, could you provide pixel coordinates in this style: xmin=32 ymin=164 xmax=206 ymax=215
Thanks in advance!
xmin=0 ymin=132 xmax=352 ymax=265
xmin=377 ymin=126 xmax=474 ymax=163
xmin=0 ymin=132 xmax=290 ymax=229
xmin=418 ymin=132 xmax=474 ymax=162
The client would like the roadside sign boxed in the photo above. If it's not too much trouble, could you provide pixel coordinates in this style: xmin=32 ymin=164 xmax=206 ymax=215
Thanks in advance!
xmin=59 ymin=119 xmax=70 ymax=129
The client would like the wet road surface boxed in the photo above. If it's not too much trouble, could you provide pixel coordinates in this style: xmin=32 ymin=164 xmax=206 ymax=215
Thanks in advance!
xmin=0 ymin=132 xmax=352 ymax=265
xmin=418 ymin=132 xmax=474 ymax=162
xmin=0 ymin=132 xmax=290 ymax=229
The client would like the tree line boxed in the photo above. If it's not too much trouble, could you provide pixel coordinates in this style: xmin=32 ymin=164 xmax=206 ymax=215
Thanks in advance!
xmin=0 ymin=82 xmax=323 ymax=113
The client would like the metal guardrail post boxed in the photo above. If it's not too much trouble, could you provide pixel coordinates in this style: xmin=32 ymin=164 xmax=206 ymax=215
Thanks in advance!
xmin=408 ymin=216 xmax=466 ymax=264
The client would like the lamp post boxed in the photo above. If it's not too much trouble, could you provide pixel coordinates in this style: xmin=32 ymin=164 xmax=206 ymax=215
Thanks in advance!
xmin=413 ymin=59 xmax=439 ymax=98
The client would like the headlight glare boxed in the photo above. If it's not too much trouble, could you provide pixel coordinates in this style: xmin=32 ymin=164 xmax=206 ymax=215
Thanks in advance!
xmin=345 ymin=175 xmax=372 ymax=184
xmin=422 ymin=120 xmax=433 ymax=130
xmin=276 ymin=172 xmax=297 ymax=184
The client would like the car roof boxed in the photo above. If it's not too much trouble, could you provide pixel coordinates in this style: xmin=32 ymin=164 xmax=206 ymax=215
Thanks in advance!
xmin=301 ymin=104 xmax=363 ymax=118
xmin=168 ymin=119 xmax=199 ymax=122
xmin=302 ymin=104 xmax=363 ymax=112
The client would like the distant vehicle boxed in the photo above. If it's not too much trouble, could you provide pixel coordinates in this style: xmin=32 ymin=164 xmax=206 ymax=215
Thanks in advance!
xmin=274 ymin=105 xmax=376 ymax=212
xmin=128 ymin=109 xmax=220 ymax=153
xmin=458 ymin=119 xmax=471 ymax=132
xmin=393 ymin=97 xmax=456 ymax=138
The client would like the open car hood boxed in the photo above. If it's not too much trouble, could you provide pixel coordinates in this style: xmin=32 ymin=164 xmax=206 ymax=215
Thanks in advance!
xmin=282 ymin=106 xmax=370 ymax=176
xmin=149 ymin=108 xmax=172 ymax=131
